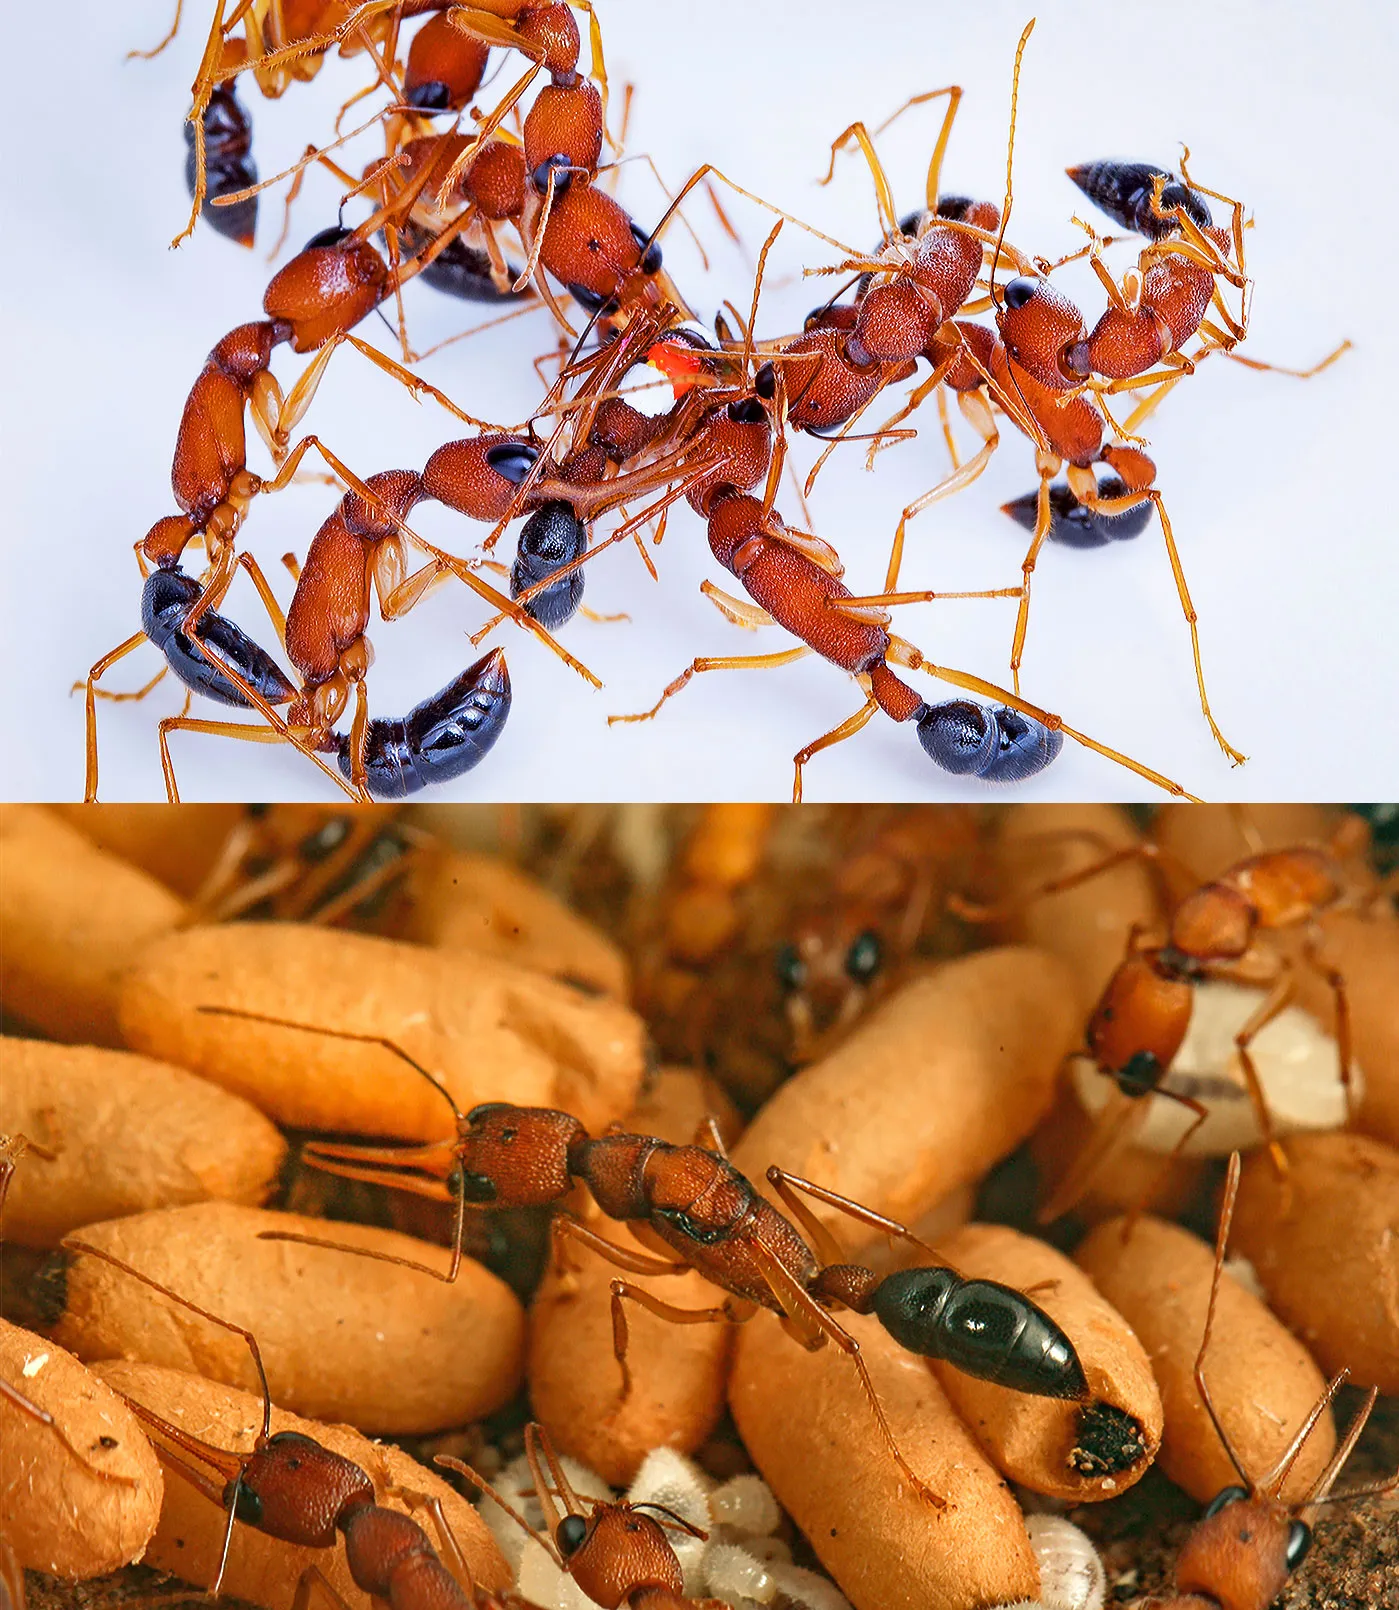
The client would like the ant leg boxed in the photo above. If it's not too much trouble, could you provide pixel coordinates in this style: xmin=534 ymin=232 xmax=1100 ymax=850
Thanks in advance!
xmin=609 ymin=648 xmax=812 ymax=728
xmin=791 ymin=694 xmax=878 ymax=804
xmin=1115 ymin=1089 xmax=1209 ymax=1241
xmin=698 ymin=582 xmax=776 ymax=629
xmin=819 ymin=122 xmax=900 ymax=238
xmin=1222 ymin=967 xmax=1295 ymax=1177
xmin=765 ymin=1168 xmax=943 ymax=1268
xmin=83 ymin=631 xmax=156 ymax=802
xmin=883 ymin=387 xmax=1000 ymax=594
xmin=871 ymin=85 xmax=962 ymax=211
xmin=1038 ymin=1083 xmax=1154 ymax=1226
xmin=865 ymin=347 xmax=960 ymax=471
xmin=1223 ymin=340 xmax=1353 ymax=380
xmin=605 ymin=1282 xmax=746 ymax=1408
xmin=1073 ymin=470 xmax=1245 ymax=766
xmin=1301 ymin=935 xmax=1353 ymax=1119
xmin=290 ymin=1565 xmax=356 ymax=1610
xmin=158 ymin=716 xmax=304 ymax=806
xmin=549 ymin=1214 xmax=690 ymax=1281
xmin=1008 ymin=459 xmax=1058 ymax=697
xmin=747 ymin=1242 xmax=947 ymax=1510
xmin=129 ymin=0 xmax=186 ymax=58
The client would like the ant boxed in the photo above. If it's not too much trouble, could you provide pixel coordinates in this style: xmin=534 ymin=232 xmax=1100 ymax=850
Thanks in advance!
xmin=203 ymin=1009 xmax=1091 ymax=1511
xmin=1143 ymin=1153 xmax=1395 ymax=1609
xmin=979 ymin=822 xmax=1365 ymax=1223
xmin=57 ymin=1238 xmax=518 ymax=1610
xmin=441 ymin=1422 xmax=724 ymax=1610
xmin=774 ymin=806 xmax=980 ymax=1063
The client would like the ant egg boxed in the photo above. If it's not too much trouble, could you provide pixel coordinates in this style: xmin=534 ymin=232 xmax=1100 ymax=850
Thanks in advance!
xmin=1070 ymin=978 xmax=1360 ymax=1155
xmin=710 ymin=1472 xmax=782 ymax=1536
xmin=1025 ymin=1515 xmax=1106 ymax=1610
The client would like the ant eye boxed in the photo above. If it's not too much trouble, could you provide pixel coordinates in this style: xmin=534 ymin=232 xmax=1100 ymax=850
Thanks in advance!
xmin=1062 ymin=340 xmax=1091 ymax=379
xmin=728 ymin=397 xmax=767 ymax=425
xmin=754 ymin=362 xmax=777 ymax=400
xmin=774 ymin=944 xmax=807 ymax=993
xmin=1003 ymin=277 xmax=1038 ymax=310
xmin=1118 ymin=1051 xmax=1163 ymax=1097
xmin=557 ymin=1515 xmax=588 ymax=1555
xmin=458 ymin=1170 xmax=498 ymax=1204
xmin=303 ymin=225 xmax=354 ymax=252
xmin=225 ymin=1479 xmax=263 ymax=1525
xmin=485 ymin=441 xmax=540 ymax=483
xmin=530 ymin=154 xmax=574 ymax=195
xmin=628 ymin=221 xmax=663 ymax=275
xmin=844 ymin=931 xmax=883 ymax=982
xmin=300 ymin=818 xmax=349 ymax=862
xmin=1285 ymin=1520 xmax=1312 ymax=1570
xmin=1203 ymin=1485 xmax=1248 ymax=1519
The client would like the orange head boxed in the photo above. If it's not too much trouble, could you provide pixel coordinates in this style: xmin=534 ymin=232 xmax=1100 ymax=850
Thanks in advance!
xmin=1085 ymin=952 xmax=1194 ymax=1090
xmin=455 ymin=1104 xmax=586 ymax=1205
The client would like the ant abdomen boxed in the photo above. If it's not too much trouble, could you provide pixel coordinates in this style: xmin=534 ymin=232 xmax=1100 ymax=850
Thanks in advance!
xmin=186 ymin=85 xmax=257 ymax=248
xmin=339 ymin=649 xmax=511 ymax=797
xmin=408 ymin=230 xmax=517 ymax=305
xmin=915 ymin=700 xmax=1064 ymax=782
xmin=141 ymin=568 xmax=296 ymax=708
xmin=872 ymin=1268 xmax=1089 ymax=1400
xmin=1001 ymin=479 xmax=1153 ymax=548
xmin=1067 ymin=160 xmax=1212 ymax=240
xmin=511 ymin=500 xmax=588 ymax=628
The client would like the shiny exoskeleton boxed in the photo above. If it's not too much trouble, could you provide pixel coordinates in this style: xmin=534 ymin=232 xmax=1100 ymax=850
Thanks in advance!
xmin=339 ymin=649 xmax=512 ymax=797
xmin=1067 ymin=161 xmax=1212 ymax=243
xmin=1001 ymin=480 xmax=1154 ymax=549
xmin=510 ymin=501 xmax=588 ymax=627
xmin=186 ymin=85 xmax=258 ymax=248
xmin=141 ymin=568 xmax=295 ymax=709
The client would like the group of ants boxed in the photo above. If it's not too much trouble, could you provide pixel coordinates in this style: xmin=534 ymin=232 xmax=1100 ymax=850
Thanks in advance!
xmin=9 ymin=807 xmax=1398 ymax=1609
xmin=83 ymin=0 xmax=1349 ymax=803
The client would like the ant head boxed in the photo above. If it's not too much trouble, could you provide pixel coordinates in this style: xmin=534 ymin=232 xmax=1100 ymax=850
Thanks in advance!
xmin=458 ymin=1104 xmax=584 ymax=1206
xmin=1175 ymin=1491 xmax=1308 ymax=1609
xmin=232 ymin=1433 xmax=375 ymax=1548
xmin=996 ymin=275 xmax=1090 ymax=389
xmin=560 ymin=1505 xmax=685 ymax=1602
xmin=1085 ymin=954 xmax=1193 ymax=1085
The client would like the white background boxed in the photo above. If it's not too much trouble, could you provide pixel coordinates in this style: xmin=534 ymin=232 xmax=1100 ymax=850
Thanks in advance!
xmin=3 ymin=1 xmax=1396 ymax=802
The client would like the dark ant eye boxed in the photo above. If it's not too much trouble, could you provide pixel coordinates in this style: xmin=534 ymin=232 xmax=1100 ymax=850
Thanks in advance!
xmin=1203 ymin=1485 xmax=1249 ymax=1519
xmin=1285 ymin=1520 xmax=1312 ymax=1570
xmin=302 ymin=225 xmax=355 ymax=252
xmin=1117 ymin=1050 xmax=1164 ymax=1097
xmin=530 ymin=154 xmax=574 ymax=195
xmin=754 ymin=361 xmax=777 ymax=400
xmin=225 ymin=1478 xmax=263 ymax=1525
xmin=1003 ymin=277 xmax=1037 ymax=310
xmin=844 ymin=930 xmax=882 ymax=983
xmin=774 ymin=944 xmax=806 ymax=993
xmin=728 ymin=397 xmax=767 ymax=425
xmin=628 ymin=221 xmax=663 ymax=275
xmin=1062 ymin=340 xmax=1091 ymax=378
xmin=557 ymin=1515 xmax=588 ymax=1555
xmin=405 ymin=80 xmax=452 ymax=112
xmin=485 ymin=440 xmax=540 ymax=483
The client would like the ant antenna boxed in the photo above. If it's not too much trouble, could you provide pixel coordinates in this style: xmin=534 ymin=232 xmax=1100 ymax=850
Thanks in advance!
xmin=60 ymin=1236 xmax=276 ymax=1592
xmin=631 ymin=1501 xmax=709 ymax=1541
xmin=1193 ymin=1151 xmax=1252 ymax=1488
xmin=988 ymin=18 xmax=1035 ymax=311
xmin=194 ymin=1005 xmax=464 ymax=1128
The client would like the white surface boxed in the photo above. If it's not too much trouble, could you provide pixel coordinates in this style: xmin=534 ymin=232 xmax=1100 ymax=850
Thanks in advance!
xmin=3 ymin=0 xmax=1396 ymax=801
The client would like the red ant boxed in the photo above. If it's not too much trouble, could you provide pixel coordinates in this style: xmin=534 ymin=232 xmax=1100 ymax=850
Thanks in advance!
xmin=58 ymin=1238 xmax=519 ymax=1610
xmin=993 ymin=824 xmax=1364 ymax=1223
xmin=1143 ymin=1153 xmax=1395 ymax=1609
xmin=202 ymin=1008 xmax=1090 ymax=1511
xmin=441 ymin=1422 xmax=724 ymax=1610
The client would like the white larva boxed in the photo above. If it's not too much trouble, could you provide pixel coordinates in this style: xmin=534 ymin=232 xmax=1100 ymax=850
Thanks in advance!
xmin=1025 ymin=1514 xmax=1106 ymax=1610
